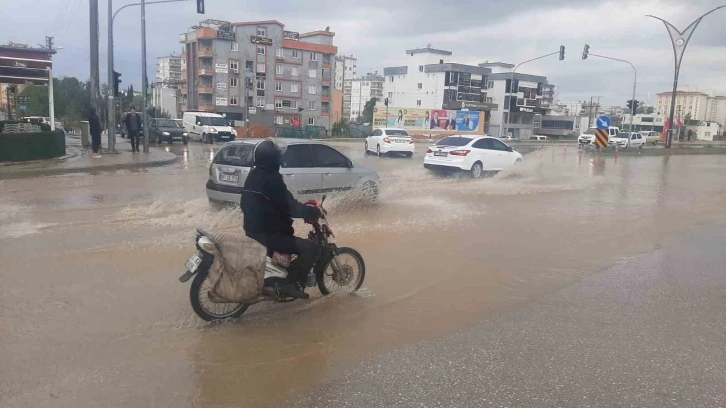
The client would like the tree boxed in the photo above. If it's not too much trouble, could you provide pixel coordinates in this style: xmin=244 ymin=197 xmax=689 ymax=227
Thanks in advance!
xmin=332 ymin=116 xmax=350 ymax=137
xmin=18 ymin=76 xmax=92 ymax=129
xmin=362 ymin=97 xmax=377 ymax=123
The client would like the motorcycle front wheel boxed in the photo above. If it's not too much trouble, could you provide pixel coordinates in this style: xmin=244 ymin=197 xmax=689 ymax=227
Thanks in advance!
xmin=317 ymin=247 xmax=366 ymax=295
xmin=190 ymin=270 xmax=249 ymax=321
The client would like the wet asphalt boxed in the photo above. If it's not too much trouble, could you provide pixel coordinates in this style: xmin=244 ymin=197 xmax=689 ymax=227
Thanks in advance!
xmin=291 ymin=225 xmax=726 ymax=408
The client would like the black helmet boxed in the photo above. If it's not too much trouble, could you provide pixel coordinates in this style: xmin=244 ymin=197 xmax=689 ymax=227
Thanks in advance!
xmin=253 ymin=138 xmax=287 ymax=170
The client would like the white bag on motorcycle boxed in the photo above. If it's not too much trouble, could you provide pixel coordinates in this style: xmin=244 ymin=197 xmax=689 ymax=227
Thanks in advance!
xmin=205 ymin=232 xmax=267 ymax=303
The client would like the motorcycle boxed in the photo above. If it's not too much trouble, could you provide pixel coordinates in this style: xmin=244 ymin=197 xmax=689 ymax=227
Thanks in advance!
xmin=178 ymin=195 xmax=366 ymax=322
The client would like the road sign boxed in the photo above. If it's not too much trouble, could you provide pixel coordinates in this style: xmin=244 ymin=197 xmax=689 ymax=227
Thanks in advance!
xmin=594 ymin=128 xmax=609 ymax=148
xmin=596 ymin=115 xmax=611 ymax=130
xmin=19 ymin=105 xmax=27 ymax=111
xmin=17 ymin=96 xmax=31 ymax=104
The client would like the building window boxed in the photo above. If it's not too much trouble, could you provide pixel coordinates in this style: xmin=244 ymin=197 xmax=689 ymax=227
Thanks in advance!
xmin=275 ymin=115 xmax=283 ymax=125
xmin=275 ymin=99 xmax=282 ymax=108
xmin=487 ymin=81 xmax=494 ymax=89
xmin=418 ymin=65 xmax=423 ymax=72
xmin=308 ymin=68 xmax=316 ymax=78
xmin=245 ymin=60 xmax=254 ymax=71
xmin=309 ymin=52 xmax=317 ymax=61
xmin=230 ymin=95 xmax=238 ymax=106
xmin=256 ymin=79 xmax=265 ymax=90
xmin=275 ymin=81 xmax=282 ymax=92
xmin=389 ymin=76 xmax=394 ymax=82
xmin=416 ymin=100 xmax=421 ymax=106
xmin=388 ymin=92 xmax=393 ymax=98
xmin=308 ymin=85 xmax=317 ymax=94
xmin=292 ymin=49 xmax=299 ymax=59
xmin=231 ymin=42 xmax=239 ymax=52
xmin=256 ymin=97 xmax=265 ymax=107
xmin=276 ymin=47 xmax=283 ymax=58
xmin=257 ymin=27 xmax=266 ymax=37
xmin=486 ymin=97 xmax=493 ymax=104
xmin=229 ymin=60 xmax=239 ymax=72
xmin=417 ymin=83 xmax=422 ymax=89
xmin=308 ymin=117 xmax=315 ymax=126
xmin=230 ymin=77 xmax=238 ymax=88
xmin=256 ymin=63 xmax=265 ymax=73
xmin=257 ymin=46 xmax=265 ymax=55
xmin=276 ymin=64 xmax=283 ymax=75
xmin=291 ymin=66 xmax=299 ymax=76
xmin=291 ymin=83 xmax=299 ymax=93
xmin=308 ymin=101 xmax=316 ymax=110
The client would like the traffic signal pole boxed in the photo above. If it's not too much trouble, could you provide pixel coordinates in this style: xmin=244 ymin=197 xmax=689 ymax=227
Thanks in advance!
xmin=584 ymin=51 xmax=636 ymax=134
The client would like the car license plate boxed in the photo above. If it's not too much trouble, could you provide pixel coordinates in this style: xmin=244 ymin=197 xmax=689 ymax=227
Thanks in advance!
xmin=219 ymin=174 xmax=239 ymax=182
xmin=434 ymin=151 xmax=448 ymax=157
xmin=185 ymin=254 xmax=202 ymax=272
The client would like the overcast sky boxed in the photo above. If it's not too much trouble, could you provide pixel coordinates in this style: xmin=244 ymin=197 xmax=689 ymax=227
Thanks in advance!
xmin=2 ymin=0 xmax=726 ymax=106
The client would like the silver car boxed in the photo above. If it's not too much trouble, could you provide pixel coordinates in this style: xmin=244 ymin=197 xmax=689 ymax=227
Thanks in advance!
xmin=206 ymin=139 xmax=380 ymax=206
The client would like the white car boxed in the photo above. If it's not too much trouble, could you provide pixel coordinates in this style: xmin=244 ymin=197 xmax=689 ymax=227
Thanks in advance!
xmin=423 ymin=135 xmax=523 ymax=178
xmin=639 ymin=131 xmax=660 ymax=145
xmin=366 ymin=128 xmax=415 ymax=157
xmin=578 ymin=126 xmax=620 ymax=145
xmin=609 ymin=132 xmax=645 ymax=149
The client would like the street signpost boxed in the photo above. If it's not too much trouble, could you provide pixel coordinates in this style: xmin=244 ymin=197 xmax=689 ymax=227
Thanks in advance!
xmin=595 ymin=115 xmax=611 ymax=148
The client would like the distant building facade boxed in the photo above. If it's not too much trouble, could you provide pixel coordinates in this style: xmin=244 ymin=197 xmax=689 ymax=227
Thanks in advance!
xmin=349 ymin=73 xmax=383 ymax=121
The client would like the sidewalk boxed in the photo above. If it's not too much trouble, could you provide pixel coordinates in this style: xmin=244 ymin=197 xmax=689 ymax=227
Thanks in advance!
xmin=0 ymin=134 xmax=178 ymax=180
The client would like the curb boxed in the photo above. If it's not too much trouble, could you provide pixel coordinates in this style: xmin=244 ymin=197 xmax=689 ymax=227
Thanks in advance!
xmin=0 ymin=151 xmax=180 ymax=180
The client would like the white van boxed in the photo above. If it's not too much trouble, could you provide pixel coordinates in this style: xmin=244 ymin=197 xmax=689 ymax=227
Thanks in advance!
xmin=531 ymin=135 xmax=548 ymax=141
xmin=578 ymin=126 xmax=619 ymax=145
xmin=183 ymin=112 xmax=237 ymax=144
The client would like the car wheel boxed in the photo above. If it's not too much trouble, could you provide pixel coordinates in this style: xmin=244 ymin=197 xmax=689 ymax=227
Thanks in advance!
xmin=202 ymin=133 xmax=208 ymax=144
xmin=182 ymin=137 xmax=188 ymax=145
xmin=406 ymin=152 xmax=413 ymax=158
xmin=470 ymin=161 xmax=483 ymax=178
xmin=377 ymin=144 xmax=382 ymax=157
xmin=365 ymin=141 xmax=369 ymax=154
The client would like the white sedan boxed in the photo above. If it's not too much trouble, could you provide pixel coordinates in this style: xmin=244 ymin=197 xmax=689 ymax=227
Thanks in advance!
xmin=609 ymin=132 xmax=645 ymax=149
xmin=366 ymin=128 xmax=415 ymax=157
xmin=424 ymin=135 xmax=523 ymax=178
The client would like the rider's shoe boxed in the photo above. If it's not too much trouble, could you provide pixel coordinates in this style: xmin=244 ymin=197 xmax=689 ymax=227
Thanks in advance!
xmin=273 ymin=279 xmax=309 ymax=299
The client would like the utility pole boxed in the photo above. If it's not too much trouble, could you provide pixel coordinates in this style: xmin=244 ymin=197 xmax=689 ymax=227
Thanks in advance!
xmin=141 ymin=0 xmax=149 ymax=153
xmin=107 ymin=0 xmax=116 ymax=152
xmin=588 ymin=96 xmax=593 ymax=128
xmin=89 ymin=0 xmax=100 ymax=111
xmin=45 ymin=36 xmax=56 ymax=131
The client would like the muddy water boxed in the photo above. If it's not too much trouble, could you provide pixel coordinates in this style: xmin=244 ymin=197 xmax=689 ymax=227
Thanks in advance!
xmin=2 ymin=142 xmax=726 ymax=407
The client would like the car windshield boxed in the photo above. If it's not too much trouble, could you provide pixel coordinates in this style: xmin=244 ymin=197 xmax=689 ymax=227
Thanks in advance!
xmin=583 ymin=128 xmax=597 ymax=135
xmin=200 ymin=116 xmax=229 ymax=126
xmin=155 ymin=119 xmax=180 ymax=128
xmin=386 ymin=129 xmax=410 ymax=136
xmin=436 ymin=136 xmax=472 ymax=146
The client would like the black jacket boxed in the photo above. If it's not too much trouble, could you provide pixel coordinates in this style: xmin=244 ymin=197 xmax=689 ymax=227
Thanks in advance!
xmin=124 ymin=113 xmax=142 ymax=133
xmin=241 ymin=167 xmax=320 ymax=240
xmin=89 ymin=114 xmax=102 ymax=136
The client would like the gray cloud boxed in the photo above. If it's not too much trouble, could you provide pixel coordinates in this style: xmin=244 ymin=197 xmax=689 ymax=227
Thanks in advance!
xmin=1 ymin=0 xmax=725 ymax=105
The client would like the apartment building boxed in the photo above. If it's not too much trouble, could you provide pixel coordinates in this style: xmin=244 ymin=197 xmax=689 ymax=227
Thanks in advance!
xmin=156 ymin=54 xmax=184 ymax=84
xmin=480 ymin=62 xmax=548 ymax=139
xmin=656 ymin=91 xmax=710 ymax=121
xmin=179 ymin=20 xmax=337 ymax=129
xmin=335 ymin=54 xmax=356 ymax=122
xmin=541 ymin=82 xmax=555 ymax=108
xmin=349 ymin=73 xmax=383 ymax=121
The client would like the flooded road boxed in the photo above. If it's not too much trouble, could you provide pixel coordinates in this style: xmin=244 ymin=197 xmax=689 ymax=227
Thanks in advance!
xmin=2 ymin=140 xmax=726 ymax=407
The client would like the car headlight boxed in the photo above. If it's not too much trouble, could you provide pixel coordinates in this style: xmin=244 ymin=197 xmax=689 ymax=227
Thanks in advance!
xmin=162 ymin=131 xmax=170 ymax=136
xmin=231 ymin=129 xmax=237 ymax=135
xmin=210 ymin=127 xmax=218 ymax=133
xmin=183 ymin=132 xmax=188 ymax=136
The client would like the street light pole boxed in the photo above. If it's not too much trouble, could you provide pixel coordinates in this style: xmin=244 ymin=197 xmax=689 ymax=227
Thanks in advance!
xmin=585 ymin=52 xmax=636 ymax=133
xmin=647 ymin=5 xmax=726 ymax=148
xmin=503 ymin=50 xmax=559 ymax=139
xmin=140 ymin=0 xmax=149 ymax=153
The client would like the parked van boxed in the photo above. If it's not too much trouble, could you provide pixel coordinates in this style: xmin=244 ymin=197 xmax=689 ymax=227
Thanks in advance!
xmin=183 ymin=112 xmax=237 ymax=144
xmin=530 ymin=135 xmax=548 ymax=141
xmin=578 ymin=126 xmax=619 ymax=145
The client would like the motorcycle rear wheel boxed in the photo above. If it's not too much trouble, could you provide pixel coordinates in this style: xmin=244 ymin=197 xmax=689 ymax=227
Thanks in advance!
xmin=190 ymin=270 xmax=249 ymax=321
xmin=317 ymin=247 xmax=366 ymax=295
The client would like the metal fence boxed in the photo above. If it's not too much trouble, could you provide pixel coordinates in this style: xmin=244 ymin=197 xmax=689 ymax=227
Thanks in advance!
xmin=275 ymin=125 xmax=329 ymax=139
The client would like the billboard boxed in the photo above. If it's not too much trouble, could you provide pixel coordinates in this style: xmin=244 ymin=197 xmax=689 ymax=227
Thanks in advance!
xmin=373 ymin=106 xmax=481 ymax=131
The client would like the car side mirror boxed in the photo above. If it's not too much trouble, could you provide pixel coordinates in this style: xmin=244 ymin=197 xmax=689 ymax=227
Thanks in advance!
xmin=347 ymin=160 xmax=354 ymax=168
xmin=507 ymin=146 xmax=514 ymax=152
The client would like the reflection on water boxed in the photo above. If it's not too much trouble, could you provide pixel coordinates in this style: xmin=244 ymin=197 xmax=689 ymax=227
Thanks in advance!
xmin=3 ymin=143 xmax=726 ymax=407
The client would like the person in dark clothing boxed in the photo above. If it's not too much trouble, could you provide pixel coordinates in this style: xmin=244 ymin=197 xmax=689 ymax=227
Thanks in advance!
xmin=88 ymin=108 xmax=103 ymax=158
xmin=241 ymin=139 xmax=321 ymax=299
xmin=124 ymin=106 xmax=142 ymax=152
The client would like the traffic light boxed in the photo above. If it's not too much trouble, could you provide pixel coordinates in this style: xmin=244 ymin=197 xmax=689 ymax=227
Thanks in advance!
xmin=632 ymin=100 xmax=639 ymax=113
xmin=196 ymin=0 xmax=204 ymax=14
xmin=582 ymin=44 xmax=590 ymax=60
xmin=559 ymin=45 xmax=565 ymax=60
xmin=626 ymin=100 xmax=633 ymax=111
xmin=113 ymin=71 xmax=122 ymax=97
xmin=384 ymin=97 xmax=389 ymax=106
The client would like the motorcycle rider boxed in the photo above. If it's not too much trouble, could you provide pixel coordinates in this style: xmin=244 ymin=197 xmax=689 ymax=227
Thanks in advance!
xmin=241 ymin=139 xmax=321 ymax=299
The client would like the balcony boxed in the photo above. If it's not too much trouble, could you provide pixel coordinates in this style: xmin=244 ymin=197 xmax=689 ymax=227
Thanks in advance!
xmin=198 ymin=86 xmax=214 ymax=94
xmin=180 ymin=104 xmax=187 ymax=111
xmin=321 ymin=94 xmax=330 ymax=102
xmin=321 ymin=80 xmax=331 ymax=87
xmin=199 ymin=49 xmax=214 ymax=57
xmin=322 ymin=62 xmax=331 ymax=69
xmin=198 ymin=67 xmax=214 ymax=75
xmin=198 ymin=104 xmax=214 ymax=112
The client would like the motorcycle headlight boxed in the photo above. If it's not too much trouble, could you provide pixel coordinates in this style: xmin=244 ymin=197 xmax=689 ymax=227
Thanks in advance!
xmin=162 ymin=131 xmax=170 ymax=136
xmin=183 ymin=132 xmax=188 ymax=136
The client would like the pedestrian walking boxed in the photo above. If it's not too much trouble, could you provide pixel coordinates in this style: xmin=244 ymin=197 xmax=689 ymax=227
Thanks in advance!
xmin=124 ymin=106 xmax=142 ymax=152
xmin=88 ymin=107 xmax=103 ymax=158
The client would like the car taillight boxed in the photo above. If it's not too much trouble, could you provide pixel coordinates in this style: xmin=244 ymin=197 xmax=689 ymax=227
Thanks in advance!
xmin=383 ymin=137 xmax=391 ymax=143
xmin=426 ymin=147 xmax=432 ymax=153
xmin=409 ymin=139 xmax=415 ymax=144
xmin=449 ymin=150 xmax=470 ymax=156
